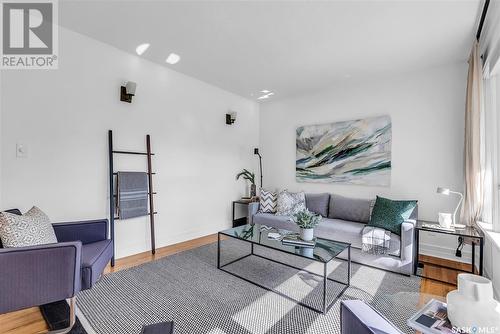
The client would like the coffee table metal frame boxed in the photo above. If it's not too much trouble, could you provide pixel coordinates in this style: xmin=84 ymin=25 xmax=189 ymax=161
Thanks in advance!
xmin=217 ymin=229 xmax=351 ymax=314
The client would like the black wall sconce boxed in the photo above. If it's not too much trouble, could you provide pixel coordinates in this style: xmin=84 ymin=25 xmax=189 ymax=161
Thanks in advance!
xmin=226 ymin=111 xmax=237 ymax=125
xmin=120 ymin=81 xmax=137 ymax=103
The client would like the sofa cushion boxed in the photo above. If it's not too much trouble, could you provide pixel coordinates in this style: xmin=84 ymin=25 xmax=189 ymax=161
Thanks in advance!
xmin=276 ymin=190 xmax=306 ymax=216
xmin=252 ymin=213 xmax=400 ymax=257
xmin=305 ymin=193 xmax=330 ymax=217
xmin=369 ymin=196 xmax=417 ymax=235
xmin=81 ymin=239 xmax=113 ymax=289
xmin=259 ymin=189 xmax=277 ymax=213
xmin=0 ymin=206 xmax=57 ymax=248
xmin=329 ymin=194 xmax=373 ymax=223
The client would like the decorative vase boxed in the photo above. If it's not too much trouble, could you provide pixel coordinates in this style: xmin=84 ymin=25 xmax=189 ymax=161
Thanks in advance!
xmin=438 ymin=212 xmax=452 ymax=228
xmin=250 ymin=184 xmax=257 ymax=197
xmin=447 ymin=273 xmax=500 ymax=329
xmin=300 ymin=228 xmax=314 ymax=241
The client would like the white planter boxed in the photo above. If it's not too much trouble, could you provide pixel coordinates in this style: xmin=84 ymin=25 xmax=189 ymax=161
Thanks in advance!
xmin=447 ymin=273 xmax=500 ymax=329
xmin=300 ymin=228 xmax=314 ymax=241
xmin=299 ymin=247 xmax=314 ymax=257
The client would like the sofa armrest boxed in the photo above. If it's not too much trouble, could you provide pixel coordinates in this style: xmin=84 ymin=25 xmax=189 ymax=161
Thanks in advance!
xmin=0 ymin=241 xmax=82 ymax=314
xmin=248 ymin=202 xmax=260 ymax=224
xmin=341 ymin=300 xmax=403 ymax=334
xmin=52 ymin=219 xmax=108 ymax=244
xmin=400 ymin=220 xmax=415 ymax=262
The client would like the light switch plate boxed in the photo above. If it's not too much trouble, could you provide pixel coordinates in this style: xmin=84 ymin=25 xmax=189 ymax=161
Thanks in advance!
xmin=16 ymin=143 xmax=27 ymax=158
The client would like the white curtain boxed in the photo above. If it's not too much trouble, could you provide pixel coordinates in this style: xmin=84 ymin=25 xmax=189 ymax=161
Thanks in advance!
xmin=462 ymin=41 xmax=484 ymax=226
xmin=480 ymin=0 xmax=500 ymax=231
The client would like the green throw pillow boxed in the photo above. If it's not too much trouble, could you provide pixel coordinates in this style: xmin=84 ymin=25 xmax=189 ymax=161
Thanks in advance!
xmin=369 ymin=196 xmax=417 ymax=235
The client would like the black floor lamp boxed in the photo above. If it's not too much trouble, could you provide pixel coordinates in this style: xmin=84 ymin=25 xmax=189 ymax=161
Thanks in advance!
xmin=254 ymin=148 xmax=263 ymax=188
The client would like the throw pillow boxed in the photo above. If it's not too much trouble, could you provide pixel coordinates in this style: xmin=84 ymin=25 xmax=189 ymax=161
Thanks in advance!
xmin=259 ymin=189 xmax=277 ymax=213
xmin=276 ymin=190 xmax=306 ymax=216
xmin=369 ymin=196 xmax=417 ymax=235
xmin=329 ymin=194 xmax=373 ymax=223
xmin=305 ymin=193 xmax=330 ymax=217
xmin=0 ymin=206 xmax=58 ymax=248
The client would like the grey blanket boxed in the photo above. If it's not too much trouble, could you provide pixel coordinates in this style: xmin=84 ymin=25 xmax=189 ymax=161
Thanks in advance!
xmin=117 ymin=172 xmax=148 ymax=219
xmin=361 ymin=225 xmax=391 ymax=255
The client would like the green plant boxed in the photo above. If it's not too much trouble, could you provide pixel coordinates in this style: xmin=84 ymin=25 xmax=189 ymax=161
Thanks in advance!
xmin=291 ymin=209 xmax=322 ymax=229
xmin=236 ymin=169 xmax=255 ymax=185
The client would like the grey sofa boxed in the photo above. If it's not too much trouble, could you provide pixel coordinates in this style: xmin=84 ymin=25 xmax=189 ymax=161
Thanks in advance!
xmin=248 ymin=193 xmax=417 ymax=275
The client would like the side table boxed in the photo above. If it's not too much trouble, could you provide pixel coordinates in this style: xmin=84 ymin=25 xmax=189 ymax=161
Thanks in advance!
xmin=414 ymin=220 xmax=484 ymax=283
xmin=232 ymin=199 xmax=256 ymax=227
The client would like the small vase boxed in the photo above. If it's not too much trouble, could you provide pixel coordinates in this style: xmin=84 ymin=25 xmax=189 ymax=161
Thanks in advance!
xmin=300 ymin=228 xmax=314 ymax=241
xmin=250 ymin=184 xmax=257 ymax=197
xmin=447 ymin=273 xmax=500 ymax=328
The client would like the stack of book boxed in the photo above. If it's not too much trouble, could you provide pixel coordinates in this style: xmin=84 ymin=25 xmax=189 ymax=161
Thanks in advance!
xmin=282 ymin=235 xmax=316 ymax=248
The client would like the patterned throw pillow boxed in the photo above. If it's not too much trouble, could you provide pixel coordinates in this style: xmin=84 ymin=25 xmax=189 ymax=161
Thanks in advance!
xmin=0 ymin=206 xmax=58 ymax=248
xmin=369 ymin=196 xmax=417 ymax=235
xmin=259 ymin=189 xmax=277 ymax=213
xmin=276 ymin=190 xmax=306 ymax=216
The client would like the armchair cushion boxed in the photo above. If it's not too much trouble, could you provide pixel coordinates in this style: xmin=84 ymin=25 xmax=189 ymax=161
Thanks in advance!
xmin=81 ymin=239 xmax=113 ymax=289
xmin=0 ymin=206 xmax=57 ymax=248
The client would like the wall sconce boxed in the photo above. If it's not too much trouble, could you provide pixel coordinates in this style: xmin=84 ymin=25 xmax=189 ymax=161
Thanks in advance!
xmin=120 ymin=81 xmax=137 ymax=103
xmin=226 ymin=111 xmax=237 ymax=125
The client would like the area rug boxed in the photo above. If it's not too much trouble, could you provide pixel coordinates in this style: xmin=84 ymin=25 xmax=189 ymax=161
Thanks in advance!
xmin=76 ymin=239 xmax=421 ymax=334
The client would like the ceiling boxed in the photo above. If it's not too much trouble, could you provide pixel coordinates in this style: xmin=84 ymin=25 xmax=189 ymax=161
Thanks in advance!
xmin=59 ymin=0 xmax=481 ymax=101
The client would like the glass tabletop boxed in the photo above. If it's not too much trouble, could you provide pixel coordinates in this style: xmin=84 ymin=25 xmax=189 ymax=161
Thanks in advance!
xmin=219 ymin=223 xmax=350 ymax=263
xmin=416 ymin=220 xmax=483 ymax=238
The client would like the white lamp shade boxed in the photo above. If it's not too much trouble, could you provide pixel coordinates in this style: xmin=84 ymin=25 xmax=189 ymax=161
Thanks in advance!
xmin=437 ymin=187 xmax=450 ymax=195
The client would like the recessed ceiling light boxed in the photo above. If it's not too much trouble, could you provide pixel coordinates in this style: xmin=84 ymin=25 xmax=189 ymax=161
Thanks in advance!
xmin=135 ymin=43 xmax=150 ymax=55
xmin=166 ymin=53 xmax=181 ymax=65
xmin=261 ymin=90 xmax=270 ymax=93
xmin=257 ymin=95 xmax=269 ymax=100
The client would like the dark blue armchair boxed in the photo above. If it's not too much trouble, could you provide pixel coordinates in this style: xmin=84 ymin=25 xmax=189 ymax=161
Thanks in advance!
xmin=0 ymin=211 xmax=113 ymax=333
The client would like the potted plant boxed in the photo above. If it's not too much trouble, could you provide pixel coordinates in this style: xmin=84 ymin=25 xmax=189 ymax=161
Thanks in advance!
xmin=291 ymin=209 xmax=322 ymax=241
xmin=236 ymin=169 xmax=256 ymax=197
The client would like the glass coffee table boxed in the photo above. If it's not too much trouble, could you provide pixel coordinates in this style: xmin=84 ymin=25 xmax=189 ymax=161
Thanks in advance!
xmin=217 ymin=223 xmax=351 ymax=314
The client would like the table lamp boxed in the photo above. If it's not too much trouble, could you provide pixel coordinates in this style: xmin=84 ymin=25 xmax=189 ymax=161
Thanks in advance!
xmin=437 ymin=187 xmax=464 ymax=228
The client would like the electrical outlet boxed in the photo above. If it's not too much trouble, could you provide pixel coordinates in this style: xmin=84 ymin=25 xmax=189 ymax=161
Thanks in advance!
xmin=16 ymin=143 xmax=27 ymax=158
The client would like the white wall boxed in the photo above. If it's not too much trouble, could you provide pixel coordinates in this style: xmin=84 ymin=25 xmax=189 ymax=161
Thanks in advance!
xmin=0 ymin=27 xmax=259 ymax=258
xmin=260 ymin=63 xmax=471 ymax=261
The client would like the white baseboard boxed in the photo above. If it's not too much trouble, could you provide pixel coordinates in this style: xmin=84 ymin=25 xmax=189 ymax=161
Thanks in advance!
xmin=420 ymin=242 xmax=472 ymax=264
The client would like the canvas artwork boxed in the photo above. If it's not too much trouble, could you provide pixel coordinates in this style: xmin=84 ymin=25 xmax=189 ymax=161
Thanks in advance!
xmin=296 ymin=115 xmax=392 ymax=186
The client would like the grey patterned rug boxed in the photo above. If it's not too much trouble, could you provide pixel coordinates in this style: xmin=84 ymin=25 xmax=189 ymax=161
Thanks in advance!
xmin=76 ymin=239 xmax=421 ymax=334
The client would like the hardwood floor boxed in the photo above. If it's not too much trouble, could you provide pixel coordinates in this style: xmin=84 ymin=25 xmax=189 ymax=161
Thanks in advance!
xmin=0 ymin=235 xmax=461 ymax=334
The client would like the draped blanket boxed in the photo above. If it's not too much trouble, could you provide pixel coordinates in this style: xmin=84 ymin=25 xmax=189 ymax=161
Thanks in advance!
xmin=117 ymin=172 xmax=148 ymax=219
xmin=361 ymin=226 xmax=391 ymax=255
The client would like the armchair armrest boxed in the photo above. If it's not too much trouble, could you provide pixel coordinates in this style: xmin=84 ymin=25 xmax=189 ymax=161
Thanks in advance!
xmin=341 ymin=300 xmax=403 ymax=334
xmin=248 ymin=202 xmax=260 ymax=224
xmin=53 ymin=219 xmax=108 ymax=244
xmin=0 ymin=241 xmax=82 ymax=314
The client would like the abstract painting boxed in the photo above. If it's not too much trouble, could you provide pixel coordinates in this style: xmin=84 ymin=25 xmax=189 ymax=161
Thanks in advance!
xmin=296 ymin=115 xmax=392 ymax=186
